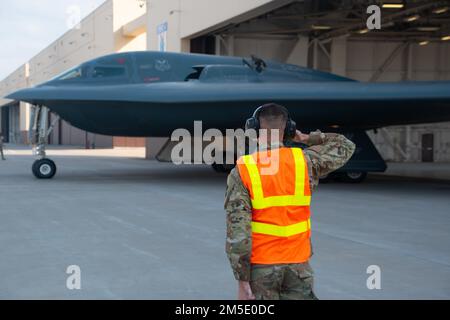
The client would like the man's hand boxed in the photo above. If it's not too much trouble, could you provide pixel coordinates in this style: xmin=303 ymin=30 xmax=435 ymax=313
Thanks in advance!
xmin=292 ymin=130 xmax=309 ymax=144
xmin=238 ymin=281 xmax=255 ymax=300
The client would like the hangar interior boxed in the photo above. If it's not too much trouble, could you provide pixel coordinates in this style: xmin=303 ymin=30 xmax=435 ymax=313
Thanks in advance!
xmin=189 ymin=0 xmax=450 ymax=162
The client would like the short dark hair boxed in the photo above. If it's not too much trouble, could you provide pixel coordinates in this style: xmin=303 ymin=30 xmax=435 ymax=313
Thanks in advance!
xmin=258 ymin=103 xmax=288 ymax=129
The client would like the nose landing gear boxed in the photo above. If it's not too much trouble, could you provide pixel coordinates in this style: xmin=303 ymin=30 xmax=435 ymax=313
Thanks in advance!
xmin=30 ymin=105 xmax=59 ymax=179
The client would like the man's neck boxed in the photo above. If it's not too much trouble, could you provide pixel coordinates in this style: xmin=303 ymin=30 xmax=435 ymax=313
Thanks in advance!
xmin=258 ymin=140 xmax=284 ymax=151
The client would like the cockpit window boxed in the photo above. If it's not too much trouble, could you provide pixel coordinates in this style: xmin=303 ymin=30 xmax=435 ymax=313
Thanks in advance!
xmin=57 ymin=66 xmax=84 ymax=81
xmin=91 ymin=56 xmax=129 ymax=79
xmin=92 ymin=66 xmax=126 ymax=78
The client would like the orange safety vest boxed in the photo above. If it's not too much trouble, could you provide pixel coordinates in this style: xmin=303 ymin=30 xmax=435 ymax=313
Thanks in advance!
xmin=237 ymin=147 xmax=312 ymax=264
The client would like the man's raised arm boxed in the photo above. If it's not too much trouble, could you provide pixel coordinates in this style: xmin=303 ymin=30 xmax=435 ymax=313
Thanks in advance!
xmin=295 ymin=131 xmax=356 ymax=190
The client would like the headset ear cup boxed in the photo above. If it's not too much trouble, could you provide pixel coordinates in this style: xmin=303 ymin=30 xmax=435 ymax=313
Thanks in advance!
xmin=245 ymin=118 xmax=252 ymax=131
xmin=285 ymin=119 xmax=296 ymax=140
xmin=245 ymin=117 xmax=259 ymax=132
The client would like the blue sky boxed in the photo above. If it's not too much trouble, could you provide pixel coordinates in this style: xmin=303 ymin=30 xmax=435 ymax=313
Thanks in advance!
xmin=0 ymin=0 xmax=106 ymax=80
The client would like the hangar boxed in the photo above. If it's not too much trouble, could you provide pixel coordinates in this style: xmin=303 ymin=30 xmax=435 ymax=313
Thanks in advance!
xmin=1 ymin=0 xmax=450 ymax=163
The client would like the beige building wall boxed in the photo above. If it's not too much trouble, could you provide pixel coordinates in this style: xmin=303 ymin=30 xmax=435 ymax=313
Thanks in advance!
xmin=113 ymin=0 xmax=147 ymax=52
xmin=0 ymin=65 xmax=29 ymax=142
xmin=26 ymin=1 xmax=115 ymax=89
xmin=0 ymin=65 xmax=28 ymax=107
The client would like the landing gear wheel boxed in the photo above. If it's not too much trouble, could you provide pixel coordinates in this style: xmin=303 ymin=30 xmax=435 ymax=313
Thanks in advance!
xmin=212 ymin=163 xmax=234 ymax=173
xmin=319 ymin=174 xmax=333 ymax=183
xmin=212 ymin=151 xmax=236 ymax=173
xmin=341 ymin=171 xmax=367 ymax=183
xmin=212 ymin=163 xmax=235 ymax=173
xmin=32 ymin=159 xmax=57 ymax=179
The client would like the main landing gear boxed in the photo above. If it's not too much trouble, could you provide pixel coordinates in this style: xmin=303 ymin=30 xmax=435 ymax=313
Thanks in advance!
xmin=341 ymin=171 xmax=368 ymax=183
xmin=319 ymin=171 xmax=368 ymax=183
xmin=29 ymin=105 xmax=59 ymax=179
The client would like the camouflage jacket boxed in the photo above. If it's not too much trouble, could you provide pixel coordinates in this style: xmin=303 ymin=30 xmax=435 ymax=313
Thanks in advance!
xmin=224 ymin=131 xmax=356 ymax=281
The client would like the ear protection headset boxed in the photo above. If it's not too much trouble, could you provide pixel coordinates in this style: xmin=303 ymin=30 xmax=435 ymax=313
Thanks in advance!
xmin=245 ymin=104 xmax=297 ymax=140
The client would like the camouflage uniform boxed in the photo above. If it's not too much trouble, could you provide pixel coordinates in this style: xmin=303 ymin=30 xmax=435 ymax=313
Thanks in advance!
xmin=0 ymin=134 xmax=5 ymax=160
xmin=225 ymin=131 xmax=356 ymax=300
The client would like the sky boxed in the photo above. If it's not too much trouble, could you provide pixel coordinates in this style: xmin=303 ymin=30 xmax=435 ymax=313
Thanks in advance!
xmin=0 ymin=0 xmax=107 ymax=80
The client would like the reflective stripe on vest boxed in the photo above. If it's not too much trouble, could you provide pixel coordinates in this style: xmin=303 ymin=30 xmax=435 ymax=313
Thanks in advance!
xmin=241 ymin=148 xmax=311 ymax=210
xmin=252 ymin=219 xmax=311 ymax=237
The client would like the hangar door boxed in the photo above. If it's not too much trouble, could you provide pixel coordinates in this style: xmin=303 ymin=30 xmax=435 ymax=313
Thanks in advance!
xmin=189 ymin=2 xmax=314 ymax=69
xmin=6 ymin=104 xmax=20 ymax=143
xmin=421 ymin=134 xmax=434 ymax=163
xmin=113 ymin=137 xmax=146 ymax=148
xmin=1 ymin=107 xmax=9 ymax=143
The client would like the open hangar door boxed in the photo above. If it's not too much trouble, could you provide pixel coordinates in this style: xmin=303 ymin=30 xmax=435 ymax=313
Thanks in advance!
xmin=0 ymin=102 xmax=21 ymax=144
xmin=190 ymin=0 xmax=450 ymax=181
xmin=45 ymin=113 xmax=113 ymax=149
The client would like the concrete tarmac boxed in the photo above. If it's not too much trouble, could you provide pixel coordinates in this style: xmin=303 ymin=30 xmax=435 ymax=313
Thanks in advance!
xmin=0 ymin=147 xmax=449 ymax=299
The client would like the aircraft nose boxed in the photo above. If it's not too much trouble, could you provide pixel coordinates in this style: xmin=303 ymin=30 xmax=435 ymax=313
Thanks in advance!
xmin=5 ymin=87 xmax=38 ymax=101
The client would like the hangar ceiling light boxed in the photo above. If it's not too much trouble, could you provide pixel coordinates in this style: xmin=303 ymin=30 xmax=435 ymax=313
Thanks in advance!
xmin=419 ymin=40 xmax=429 ymax=45
xmin=382 ymin=21 xmax=396 ymax=28
xmin=215 ymin=0 xmax=450 ymax=42
xmin=311 ymin=25 xmax=332 ymax=30
xmin=432 ymin=7 xmax=449 ymax=14
xmin=441 ymin=35 xmax=450 ymax=40
xmin=404 ymin=14 xmax=420 ymax=22
xmin=357 ymin=28 xmax=369 ymax=34
xmin=417 ymin=26 xmax=440 ymax=31
xmin=382 ymin=2 xmax=405 ymax=9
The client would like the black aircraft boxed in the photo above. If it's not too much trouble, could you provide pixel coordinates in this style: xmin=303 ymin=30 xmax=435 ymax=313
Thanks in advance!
xmin=6 ymin=51 xmax=450 ymax=181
